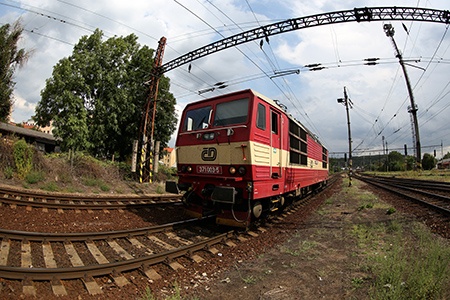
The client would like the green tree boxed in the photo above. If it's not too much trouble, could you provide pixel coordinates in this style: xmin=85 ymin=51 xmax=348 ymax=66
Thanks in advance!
xmin=422 ymin=153 xmax=437 ymax=170
xmin=387 ymin=151 xmax=405 ymax=171
xmin=443 ymin=152 xmax=450 ymax=160
xmin=35 ymin=29 xmax=177 ymax=159
xmin=0 ymin=21 xmax=30 ymax=121
xmin=405 ymin=155 xmax=416 ymax=171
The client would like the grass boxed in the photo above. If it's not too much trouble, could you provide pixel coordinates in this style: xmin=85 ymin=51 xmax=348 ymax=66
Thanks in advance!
xmin=82 ymin=176 xmax=110 ymax=192
xmin=370 ymin=223 xmax=450 ymax=299
xmin=342 ymin=178 xmax=450 ymax=299
xmin=40 ymin=181 xmax=60 ymax=192
xmin=25 ymin=170 xmax=45 ymax=184
xmin=366 ymin=170 xmax=450 ymax=182
xmin=351 ymin=217 xmax=450 ymax=299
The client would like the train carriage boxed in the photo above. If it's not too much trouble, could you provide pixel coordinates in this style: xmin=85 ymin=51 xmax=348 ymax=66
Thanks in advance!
xmin=166 ymin=89 xmax=328 ymax=227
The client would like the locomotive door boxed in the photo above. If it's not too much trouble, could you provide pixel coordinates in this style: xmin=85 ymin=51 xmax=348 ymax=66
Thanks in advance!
xmin=270 ymin=109 xmax=282 ymax=178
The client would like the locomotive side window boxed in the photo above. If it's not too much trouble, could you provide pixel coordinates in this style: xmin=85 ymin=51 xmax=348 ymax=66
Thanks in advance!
xmin=183 ymin=106 xmax=212 ymax=131
xmin=322 ymin=146 xmax=328 ymax=168
xmin=288 ymin=119 xmax=308 ymax=165
xmin=213 ymin=98 xmax=249 ymax=126
xmin=256 ymin=103 xmax=266 ymax=130
xmin=271 ymin=111 xmax=278 ymax=134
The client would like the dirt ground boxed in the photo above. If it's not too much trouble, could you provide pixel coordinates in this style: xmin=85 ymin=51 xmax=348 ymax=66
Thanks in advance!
xmin=186 ymin=177 xmax=447 ymax=300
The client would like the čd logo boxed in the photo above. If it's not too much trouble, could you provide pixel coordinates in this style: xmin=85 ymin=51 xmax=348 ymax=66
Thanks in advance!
xmin=201 ymin=147 xmax=217 ymax=161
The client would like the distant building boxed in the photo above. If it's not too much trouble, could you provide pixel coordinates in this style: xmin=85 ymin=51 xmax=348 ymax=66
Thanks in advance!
xmin=161 ymin=147 xmax=176 ymax=168
xmin=437 ymin=158 xmax=450 ymax=169
xmin=23 ymin=119 xmax=54 ymax=135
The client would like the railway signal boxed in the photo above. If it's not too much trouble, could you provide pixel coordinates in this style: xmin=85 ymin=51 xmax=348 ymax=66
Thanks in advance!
xmin=338 ymin=87 xmax=353 ymax=186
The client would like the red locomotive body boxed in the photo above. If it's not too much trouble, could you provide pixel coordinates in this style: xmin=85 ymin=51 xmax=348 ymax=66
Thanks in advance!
xmin=166 ymin=89 xmax=328 ymax=227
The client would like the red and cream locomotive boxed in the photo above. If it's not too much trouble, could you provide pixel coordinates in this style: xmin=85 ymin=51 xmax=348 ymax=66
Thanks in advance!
xmin=166 ymin=89 xmax=329 ymax=227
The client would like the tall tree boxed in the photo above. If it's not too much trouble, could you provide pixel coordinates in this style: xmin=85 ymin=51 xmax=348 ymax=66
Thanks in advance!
xmin=35 ymin=29 xmax=177 ymax=159
xmin=0 ymin=21 xmax=30 ymax=121
xmin=422 ymin=153 xmax=437 ymax=170
xmin=387 ymin=151 xmax=405 ymax=171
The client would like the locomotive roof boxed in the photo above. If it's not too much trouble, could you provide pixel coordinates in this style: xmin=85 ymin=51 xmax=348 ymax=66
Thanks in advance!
xmin=189 ymin=89 xmax=325 ymax=148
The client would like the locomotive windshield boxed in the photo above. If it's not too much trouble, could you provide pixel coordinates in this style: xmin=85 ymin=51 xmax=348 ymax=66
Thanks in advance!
xmin=183 ymin=106 xmax=212 ymax=131
xmin=213 ymin=98 xmax=249 ymax=127
xmin=182 ymin=98 xmax=249 ymax=132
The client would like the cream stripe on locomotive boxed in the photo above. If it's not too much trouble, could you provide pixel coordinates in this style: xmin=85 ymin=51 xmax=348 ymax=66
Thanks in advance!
xmin=176 ymin=141 xmax=326 ymax=171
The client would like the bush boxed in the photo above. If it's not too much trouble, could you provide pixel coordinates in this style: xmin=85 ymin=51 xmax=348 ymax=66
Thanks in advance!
xmin=3 ymin=166 xmax=14 ymax=179
xmin=25 ymin=170 xmax=45 ymax=184
xmin=13 ymin=139 xmax=33 ymax=179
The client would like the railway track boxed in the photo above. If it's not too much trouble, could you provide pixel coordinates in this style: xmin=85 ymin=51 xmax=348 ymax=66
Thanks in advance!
xmin=355 ymin=173 xmax=450 ymax=216
xmin=0 ymin=217 xmax=244 ymax=296
xmin=0 ymin=177 xmax=338 ymax=297
xmin=0 ymin=186 xmax=182 ymax=211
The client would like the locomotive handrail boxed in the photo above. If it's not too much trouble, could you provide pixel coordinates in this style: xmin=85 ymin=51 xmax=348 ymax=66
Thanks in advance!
xmin=178 ymin=124 xmax=248 ymax=135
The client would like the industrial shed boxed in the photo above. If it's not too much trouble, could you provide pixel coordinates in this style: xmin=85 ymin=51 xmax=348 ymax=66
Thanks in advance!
xmin=0 ymin=122 xmax=59 ymax=153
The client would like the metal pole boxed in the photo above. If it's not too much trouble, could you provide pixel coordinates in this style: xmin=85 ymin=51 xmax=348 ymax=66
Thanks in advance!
xmin=338 ymin=86 xmax=352 ymax=186
xmin=383 ymin=24 xmax=421 ymax=168
xmin=344 ymin=87 xmax=352 ymax=186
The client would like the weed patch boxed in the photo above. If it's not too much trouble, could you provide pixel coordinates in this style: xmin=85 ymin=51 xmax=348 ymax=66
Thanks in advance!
xmin=354 ymin=221 xmax=450 ymax=299
xmin=25 ymin=170 xmax=45 ymax=184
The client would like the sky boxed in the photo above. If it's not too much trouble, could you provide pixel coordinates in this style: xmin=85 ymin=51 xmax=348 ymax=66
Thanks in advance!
xmin=1 ymin=0 xmax=449 ymax=159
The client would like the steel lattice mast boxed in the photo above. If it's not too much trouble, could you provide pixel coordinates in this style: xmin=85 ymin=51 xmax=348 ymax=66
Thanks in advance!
xmin=139 ymin=37 xmax=166 ymax=183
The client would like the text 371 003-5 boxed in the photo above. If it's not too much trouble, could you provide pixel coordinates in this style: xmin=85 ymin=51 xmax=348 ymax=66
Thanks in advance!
xmin=196 ymin=165 xmax=222 ymax=174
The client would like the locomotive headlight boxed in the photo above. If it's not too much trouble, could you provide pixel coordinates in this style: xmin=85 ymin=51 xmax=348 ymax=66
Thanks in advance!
xmin=238 ymin=166 xmax=246 ymax=175
xmin=229 ymin=166 xmax=236 ymax=174
xmin=186 ymin=165 xmax=193 ymax=173
xmin=203 ymin=132 xmax=215 ymax=140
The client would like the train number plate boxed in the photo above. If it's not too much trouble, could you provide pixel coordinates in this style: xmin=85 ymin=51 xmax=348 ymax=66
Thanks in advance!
xmin=196 ymin=165 xmax=222 ymax=174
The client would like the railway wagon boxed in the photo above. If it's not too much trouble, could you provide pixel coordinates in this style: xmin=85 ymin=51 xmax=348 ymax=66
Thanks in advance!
xmin=166 ymin=89 xmax=329 ymax=227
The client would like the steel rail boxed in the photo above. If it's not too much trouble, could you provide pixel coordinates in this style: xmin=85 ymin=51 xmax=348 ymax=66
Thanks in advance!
xmin=358 ymin=174 xmax=450 ymax=191
xmin=0 ymin=230 xmax=234 ymax=280
xmin=0 ymin=187 xmax=181 ymax=201
xmin=0 ymin=187 xmax=182 ymax=210
xmin=0 ymin=197 xmax=181 ymax=210
xmin=0 ymin=217 xmax=211 ymax=242
xmin=356 ymin=175 xmax=450 ymax=216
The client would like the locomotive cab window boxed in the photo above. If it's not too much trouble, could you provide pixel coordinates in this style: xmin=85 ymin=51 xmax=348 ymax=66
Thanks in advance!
xmin=256 ymin=103 xmax=266 ymax=130
xmin=183 ymin=106 xmax=212 ymax=132
xmin=213 ymin=98 xmax=249 ymax=127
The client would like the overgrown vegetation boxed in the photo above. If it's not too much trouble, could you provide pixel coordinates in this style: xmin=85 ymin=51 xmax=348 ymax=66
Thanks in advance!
xmin=0 ymin=137 xmax=169 ymax=194
xmin=352 ymin=221 xmax=450 ymax=299
xmin=13 ymin=139 xmax=33 ymax=179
